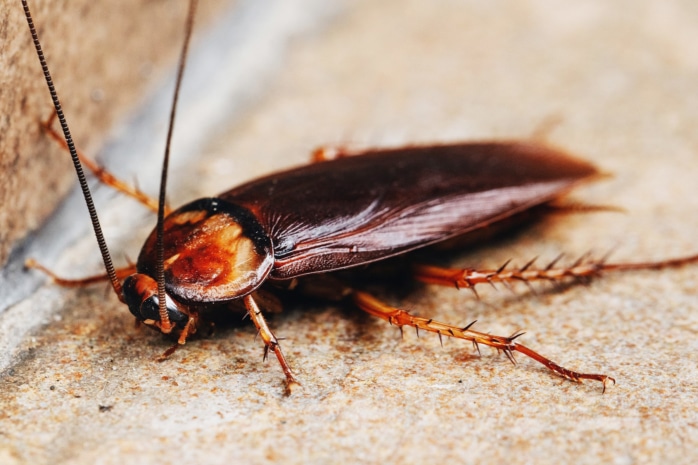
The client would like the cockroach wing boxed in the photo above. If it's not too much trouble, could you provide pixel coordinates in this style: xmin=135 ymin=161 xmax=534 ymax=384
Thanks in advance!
xmin=222 ymin=142 xmax=598 ymax=280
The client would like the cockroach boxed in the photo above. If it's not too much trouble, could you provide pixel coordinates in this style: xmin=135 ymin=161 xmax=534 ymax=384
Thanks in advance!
xmin=21 ymin=0 xmax=698 ymax=393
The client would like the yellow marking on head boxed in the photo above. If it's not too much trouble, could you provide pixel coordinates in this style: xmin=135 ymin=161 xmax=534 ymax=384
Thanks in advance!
xmin=171 ymin=209 xmax=209 ymax=225
xmin=164 ymin=253 xmax=181 ymax=268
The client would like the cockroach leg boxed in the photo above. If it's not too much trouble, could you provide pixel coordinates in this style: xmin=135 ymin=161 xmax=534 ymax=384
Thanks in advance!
xmin=310 ymin=145 xmax=351 ymax=163
xmin=530 ymin=114 xmax=564 ymax=142
xmin=413 ymin=252 xmax=698 ymax=292
xmin=243 ymin=295 xmax=300 ymax=389
xmin=25 ymin=259 xmax=136 ymax=287
xmin=352 ymin=290 xmax=614 ymax=391
xmin=41 ymin=111 xmax=165 ymax=214
xmin=157 ymin=343 xmax=180 ymax=362
xmin=177 ymin=315 xmax=197 ymax=345
xmin=155 ymin=314 xmax=198 ymax=362
xmin=543 ymin=201 xmax=624 ymax=215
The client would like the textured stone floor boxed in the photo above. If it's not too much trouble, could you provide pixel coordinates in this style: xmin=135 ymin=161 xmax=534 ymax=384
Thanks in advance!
xmin=1 ymin=1 xmax=697 ymax=464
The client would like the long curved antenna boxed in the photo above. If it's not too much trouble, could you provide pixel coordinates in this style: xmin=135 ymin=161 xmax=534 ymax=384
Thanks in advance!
xmin=155 ymin=0 xmax=198 ymax=333
xmin=21 ymin=0 xmax=122 ymax=298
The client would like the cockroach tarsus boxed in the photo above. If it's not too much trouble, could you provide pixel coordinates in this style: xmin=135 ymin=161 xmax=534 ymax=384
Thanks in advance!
xmin=21 ymin=0 xmax=698 ymax=394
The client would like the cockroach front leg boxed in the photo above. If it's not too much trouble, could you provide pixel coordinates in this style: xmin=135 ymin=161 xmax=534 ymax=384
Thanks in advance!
xmin=244 ymin=295 xmax=299 ymax=390
xmin=157 ymin=314 xmax=198 ymax=361
xmin=353 ymin=291 xmax=615 ymax=392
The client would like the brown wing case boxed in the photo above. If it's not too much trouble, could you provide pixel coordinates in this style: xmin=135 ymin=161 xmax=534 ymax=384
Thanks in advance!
xmin=220 ymin=142 xmax=598 ymax=280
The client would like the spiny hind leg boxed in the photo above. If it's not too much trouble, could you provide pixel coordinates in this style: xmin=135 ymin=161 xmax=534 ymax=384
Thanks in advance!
xmin=352 ymin=290 xmax=614 ymax=392
xmin=412 ymin=255 xmax=591 ymax=296
xmin=413 ymin=252 xmax=698 ymax=294
xmin=244 ymin=295 xmax=299 ymax=391
xmin=42 ymin=111 xmax=166 ymax=214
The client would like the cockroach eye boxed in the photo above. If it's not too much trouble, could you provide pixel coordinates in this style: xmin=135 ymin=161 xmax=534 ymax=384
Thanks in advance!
xmin=122 ymin=274 xmax=188 ymax=326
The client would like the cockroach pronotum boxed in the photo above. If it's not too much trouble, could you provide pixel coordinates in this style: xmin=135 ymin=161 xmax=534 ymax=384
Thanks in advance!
xmin=21 ymin=0 xmax=698 ymax=393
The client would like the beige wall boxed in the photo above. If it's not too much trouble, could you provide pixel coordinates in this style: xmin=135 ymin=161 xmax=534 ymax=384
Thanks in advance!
xmin=0 ymin=0 xmax=231 ymax=268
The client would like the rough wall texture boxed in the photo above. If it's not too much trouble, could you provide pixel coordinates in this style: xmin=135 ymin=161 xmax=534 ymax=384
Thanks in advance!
xmin=0 ymin=0 xmax=230 ymax=268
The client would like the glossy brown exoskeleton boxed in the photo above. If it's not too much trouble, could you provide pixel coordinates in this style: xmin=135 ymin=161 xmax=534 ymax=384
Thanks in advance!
xmin=22 ymin=0 xmax=698 ymax=392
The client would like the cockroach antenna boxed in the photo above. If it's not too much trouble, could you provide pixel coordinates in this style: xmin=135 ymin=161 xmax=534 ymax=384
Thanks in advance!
xmin=155 ymin=0 xmax=198 ymax=334
xmin=22 ymin=0 xmax=199 ymax=326
xmin=21 ymin=0 xmax=122 ymax=298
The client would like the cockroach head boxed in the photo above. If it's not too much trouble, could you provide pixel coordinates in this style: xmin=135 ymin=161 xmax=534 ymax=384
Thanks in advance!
xmin=122 ymin=274 xmax=190 ymax=330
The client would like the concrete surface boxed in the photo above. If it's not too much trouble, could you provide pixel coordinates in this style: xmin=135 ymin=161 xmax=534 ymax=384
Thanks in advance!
xmin=1 ymin=0 xmax=697 ymax=464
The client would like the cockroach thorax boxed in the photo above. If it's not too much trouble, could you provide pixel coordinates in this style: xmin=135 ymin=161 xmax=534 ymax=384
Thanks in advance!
xmin=135 ymin=198 xmax=275 ymax=304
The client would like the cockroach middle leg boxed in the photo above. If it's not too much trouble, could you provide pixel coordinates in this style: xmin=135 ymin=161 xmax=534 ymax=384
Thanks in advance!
xmin=413 ymin=252 xmax=698 ymax=292
xmin=310 ymin=145 xmax=354 ymax=163
xmin=244 ymin=295 xmax=300 ymax=389
xmin=310 ymin=144 xmax=398 ymax=163
xmin=352 ymin=290 xmax=614 ymax=392
xmin=41 ymin=111 xmax=165 ymax=214
xmin=25 ymin=259 xmax=136 ymax=287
